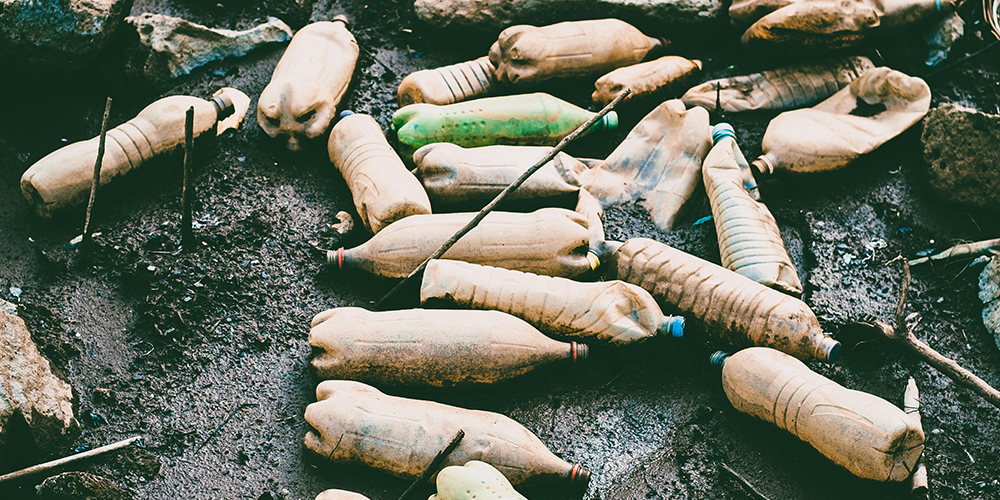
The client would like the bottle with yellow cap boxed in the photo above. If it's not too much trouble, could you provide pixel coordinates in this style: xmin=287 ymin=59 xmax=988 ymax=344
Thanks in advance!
xmin=304 ymin=380 xmax=591 ymax=487
xmin=397 ymin=56 xmax=501 ymax=106
xmin=309 ymin=307 xmax=587 ymax=386
xmin=21 ymin=87 xmax=250 ymax=219
xmin=430 ymin=461 xmax=529 ymax=500
xmin=592 ymin=56 xmax=703 ymax=105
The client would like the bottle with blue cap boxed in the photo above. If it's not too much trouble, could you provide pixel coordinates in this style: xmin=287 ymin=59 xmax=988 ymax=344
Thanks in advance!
xmin=703 ymin=122 xmax=802 ymax=296
xmin=328 ymin=110 xmax=431 ymax=234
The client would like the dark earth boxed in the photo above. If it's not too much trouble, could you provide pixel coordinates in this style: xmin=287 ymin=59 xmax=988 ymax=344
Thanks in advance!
xmin=2 ymin=0 xmax=1000 ymax=499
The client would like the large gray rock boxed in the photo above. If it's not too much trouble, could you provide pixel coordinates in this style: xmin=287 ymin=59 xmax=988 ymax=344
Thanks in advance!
xmin=413 ymin=0 xmax=725 ymax=36
xmin=923 ymin=103 xmax=1000 ymax=212
xmin=0 ymin=0 xmax=134 ymax=68
xmin=0 ymin=308 xmax=75 ymax=450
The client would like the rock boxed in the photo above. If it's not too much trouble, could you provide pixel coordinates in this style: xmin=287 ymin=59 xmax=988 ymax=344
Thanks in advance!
xmin=37 ymin=472 xmax=129 ymax=500
xmin=0 ymin=0 xmax=134 ymax=69
xmin=0 ymin=308 xmax=75 ymax=451
xmin=980 ymin=257 xmax=1000 ymax=350
xmin=412 ymin=0 xmax=725 ymax=37
xmin=923 ymin=104 xmax=1000 ymax=212
xmin=126 ymin=13 xmax=293 ymax=79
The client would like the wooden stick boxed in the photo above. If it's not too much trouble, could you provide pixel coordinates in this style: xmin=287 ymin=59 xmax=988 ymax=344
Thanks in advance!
xmin=82 ymin=97 xmax=113 ymax=250
xmin=0 ymin=436 xmax=140 ymax=484
xmin=870 ymin=258 xmax=1000 ymax=409
xmin=908 ymin=237 xmax=1000 ymax=266
xmin=397 ymin=429 xmax=465 ymax=500
xmin=182 ymin=106 xmax=195 ymax=249
xmin=373 ymin=88 xmax=631 ymax=310
xmin=904 ymin=377 xmax=929 ymax=498
xmin=720 ymin=462 xmax=770 ymax=500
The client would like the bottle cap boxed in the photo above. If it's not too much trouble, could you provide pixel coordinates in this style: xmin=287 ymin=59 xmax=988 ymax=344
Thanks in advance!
xmin=339 ymin=110 xmax=355 ymax=119
xmin=712 ymin=123 xmax=736 ymax=144
xmin=708 ymin=350 xmax=729 ymax=368
xmin=569 ymin=464 xmax=591 ymax=486
xmin=586 ymin=251 xmax=601 ymax=271
xmin=571 ymin=342 xmax=588 ymax=363
xmin=751 ymin=154 xmax=775 ymax=176
xmin=600 ymin=111 xmax=619 ymax=131
xmin=819 ymin=337 xmax=841 ymax=363
xmin=326 ymin=248 xmax=346 ymax=269
xmin=662 ymin=316 xmax=685 ymax=338
xmin=331 ymin=14 xmax=350 ymax=27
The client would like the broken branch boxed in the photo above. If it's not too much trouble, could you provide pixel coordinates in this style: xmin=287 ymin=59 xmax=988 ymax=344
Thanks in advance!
xmin=0 ymin=436 xmax=140 ymax=484
xmin=182 ymin=106 xmax=195 ymax=249
xmin=908 ymin=237 xmax=1000 ymax=266
xmin=397 ymin=429 xmax=464 ymax=500
xmin=82 ymin=97 xmax=113 ymax=250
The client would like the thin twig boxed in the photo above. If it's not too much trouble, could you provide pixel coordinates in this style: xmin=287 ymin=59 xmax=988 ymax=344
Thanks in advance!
xmin=196 ymin=402 xmax=257 ymax=452
xmin=82 ymin=97 xmax=113 ymax=250
xmin=0 ymin=436 xmax=140 ymax=484
xmin=908 ymin=237 xmax=1000 ymax=266
xmin=372 ymin=89 xmax=631 ymax=310
xmin=182 ymin=106 xmax=195 ymax=250
xmin=720 ymin=462 xmax=771 ymax=500
xmin=397 ymin=429 xmax=465 ymax=500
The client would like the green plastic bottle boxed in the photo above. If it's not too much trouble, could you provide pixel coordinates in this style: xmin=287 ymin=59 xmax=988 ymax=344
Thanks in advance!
xmin=392 ymin=92 xmax=617 ymax=158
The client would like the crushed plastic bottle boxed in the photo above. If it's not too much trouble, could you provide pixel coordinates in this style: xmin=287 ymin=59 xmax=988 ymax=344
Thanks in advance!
xmin=328 ymin=111 xmax=431 ymax=233
xmin=489 ymin=19 xmax=666 ymax=87
xmin=420 ymin=259 xmax=684 ymax=345
xmin=257 ymin=16 xmax=358 ymax=151
xmin=751 ymin=67 xmax=931 ymax=175
xmin=392 ymin=93 xmax=618 ymax=158
xmin=680 ymin=56 xmax=874 ymax=113
xmin=581 ymin=100 xmax=711 ymax=231
xmin=704 ymin=123 xmax=802 ymax=295
xmin=430 ymin=461 xmax=529 ymax=500
xmin=711 ymin=347 xmax=924 ymax=481
xmin=316 ymin=490 xmax=371 ymax=500
xmin=304 ymin=380 xmax=591 ymax=487
xmin=328 ymin=208 xmax=596 ymax=279
xmin=413 ymin=143 xmax=584 ymax=205
xmin=608 ymin=238 xmax=840 ymax=362
xmin=398 ymin=56 xmax=501 ymax=106
xmin=21 ymin=88 xmax=250 ymax=219
xmin=309 ymin=307 xmax=587 ymax=386
xmin=592 ymin=56 xmax=702 ymax=105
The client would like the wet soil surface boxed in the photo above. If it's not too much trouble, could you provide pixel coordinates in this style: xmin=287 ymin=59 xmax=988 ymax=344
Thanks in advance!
xmin=2 ymin=1 xmax=1000 ymax=499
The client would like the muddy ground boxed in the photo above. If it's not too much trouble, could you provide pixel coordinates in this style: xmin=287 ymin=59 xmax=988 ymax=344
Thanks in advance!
xmin=2 ymin=0 xmax=1000 ymax=499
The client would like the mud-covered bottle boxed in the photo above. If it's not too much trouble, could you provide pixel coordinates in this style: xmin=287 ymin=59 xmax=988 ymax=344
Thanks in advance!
xmin=21 ymin=88 xmax=250 ymax=219
xmin=309 ymin=307 xmax=587 ymax=386
xmin=258 ymin=16 xmax=358 ymax=151
xmin=392 ymin=93 xmax=618 ymax=158
xmin=430 ymin=461 xmax=529 ymax=500
xmin=328 ymin=111 xmax=432 ymax=233
xmin=413 ymin=143 xmax=585 ymax=205
xmin=580 ymin=100 xmax=711 ymax=231
xmin=316 ymin=491 xmax=370 ymax=500
xmin=398 ymin=56 xmax=501 ymax=106
xmin=608 ymin=238 xmax=840 ymax=362
xmin=704 ymin=123 xmax=801 ymax=295
xmin=304 ymin=380 xmax=591 ymax=487
xmin=420 ymin=259 xmax=684 ymax=345
xmin=751 ymin=67 xmax=931 ymax=175
xmin=680 ymin=56 xmax=874 ymax=113
xmin=711 ymin=348 xmax=924 ymax=481
xmin=328 ymin=208 xmax=597 ymax=279
xmin=593 ymin=56 xmax=702 ymax=105
xmin=489 ymin=19 xmax=667 ymax=87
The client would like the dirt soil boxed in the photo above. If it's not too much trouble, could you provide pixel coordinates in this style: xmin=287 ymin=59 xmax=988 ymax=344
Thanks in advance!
xmin=2 ymin=1 xmax=1000 ymax=499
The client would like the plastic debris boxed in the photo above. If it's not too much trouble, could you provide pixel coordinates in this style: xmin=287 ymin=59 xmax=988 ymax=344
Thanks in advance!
xmin=924 ymin=12 xmax=965 ymax=66
xmin=430 ymin=461 xmax=529 ymax=500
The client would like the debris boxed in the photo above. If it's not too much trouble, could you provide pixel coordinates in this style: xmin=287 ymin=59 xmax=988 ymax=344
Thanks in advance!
xmin=0 ymin=436 xmax=139 ymax=484
xmin=923 ymin=104 xmax=1000 ymax=213
xmin=309 ymin=307 xmax=587 ymax=386
xmin=316 ymin=491 xmax=370 ymax=500
xmin=303 ymin=380 xmax=589 ymax=487
xmin=904 ymin=378 xmax=929 ymax=499
xmin=126 ymin=13 xmax=293 ymax=79
xmin=397 ymin=56 xmax=500 ymax=106
xmin=182 ymin=106 xmax=195 ymax=249
xmin=980 ymin=257 xmax=1000 ymax=350
xmin=908 ymin=237 xmax=1000 ymax=266
xmin=195 ymin=402 xmax=257 ymax=452
xmin=752 ymin=68 xmax=931 ymax=175
xmin=8 ymin=286 xmax=22 ymax=299
xmin=924 ymin=12 xmax=964 ymax=66
xmin=680 ymin=56 xmax=874 ymax=113
xmin=711 ymin=348 xmax=924 ymax=481
xmin=429 ymin=461 xmax=527 ymax=500
xmin=328 ymin=111 xmax=431 ymax=233
xmin=257 ymin=16 xmax=357 ymax=151
xmin=593 ymin=56 xmax=702 ymax=105
xmin=83 ymin=97 xmax=113 ymax=251
xmin=720 ymin=462 xmax=771 ymax=500
xmin=608 ymin=238 xmax=840 ymax=362
xmin=20 ymin=88 xmax=250 ymax=218
xmin=332 ymin=211 xmax=355 ymax=235
xmin=35 ymin=471 xmax=129 ymax=500
xmin=0 ymin=0 xmax=133 ymax=69
xmin=420 ymin=259 xmax=685 ymax=344
xmin=398 ymin=430 xmax=465 ymax=500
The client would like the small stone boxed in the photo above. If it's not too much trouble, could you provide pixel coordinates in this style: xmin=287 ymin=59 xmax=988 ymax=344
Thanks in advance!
xmin=37 ymin=471 xmax=129 ymax=500
xmin=332 ymin=211 xmax=355 ymax=235
xmin=923 ymin=104 xmax=1000 ymax=213
xmin=8 ymin=286 xmax=21 ymax=298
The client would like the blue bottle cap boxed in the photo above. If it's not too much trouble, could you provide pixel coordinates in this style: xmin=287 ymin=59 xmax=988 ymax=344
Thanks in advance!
xmin=712 ymin=123 xmax=736 ymax=144
xmin=663 ymin=316 xmax=685 ymax=338
xmin=708 ymin=350 xmax=730 ymax=368
xmin=339 ymin=110 xmax=355 ymax=119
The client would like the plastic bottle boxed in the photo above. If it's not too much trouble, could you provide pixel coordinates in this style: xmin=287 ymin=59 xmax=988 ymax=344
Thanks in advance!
xmin=680 ymin=56 xmax=874 ymax=113
xmin=20 ymin=88 xmax=250 ymax=219
xmin=328 ymin=208 xmax=596 ymax=279
xmin=430 ymin=461 xmax=529 ymax=500
xmin=580 ymin=100 xmax=711 ymax=231
xmin=413 ymin=143 xmax=585 ymax=205
xmin=257 ymin=16 xmax=358 ymax=151
xmin=592 ymin=56 xmax=703 ymax=105
xmin=397 ymin=56 xmax=501 ymax=106
xmin=316 ymin=491 xmax=370 ymax=500
xmin=751 ymin=67 xmax=931 ymax=175
xmin=729 ymin=0 xmax=798 ymax=27
xmin=304 ymin=380 xmax=591 ymax=487
xmin=489 ymin=19 xmax=666 ymax=87
xmin=309 ymin=307 xmax=587 ymax=386
xmin=420 ymin=260 xmax=684 ymax=345
xmin=392 ymin=93 xmax=618 ymax=158
xmin=608 ymin=238 xmax=840 ymax=362
xmin=328 ymin=111 xmax=432 ymax=234
xmin=703 ymin=123 xmax=802 ymax=295
xmin=711 ymin=348 xmax=924 ymax=481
